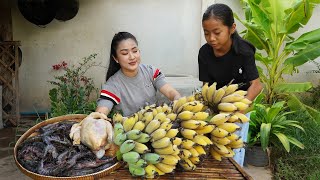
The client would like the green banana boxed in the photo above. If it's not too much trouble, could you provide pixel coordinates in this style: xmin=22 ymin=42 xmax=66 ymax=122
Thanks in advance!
xmin=135 ymin=133 xmax=151 ymax=143
xmin=129 ymin=164 xmax=146 ymax=176
xmin=120 ymin=140 xmax=136 ymax=154
xmin=122 ymin=151 xmax=140 ymax=163
xmin=114 ymin=123 xmax=124 ymax=137
xmin=126 ymin=129 xmax=142 ymax=140
xmin=142 ymin=153 xmax=163 ymax=164
xmin=113 ymin=132 xmax=127 ymax=146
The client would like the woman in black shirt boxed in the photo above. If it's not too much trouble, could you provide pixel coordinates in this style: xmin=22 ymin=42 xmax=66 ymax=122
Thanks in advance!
xmin=198 ymin=3 xmax=263 ymax=167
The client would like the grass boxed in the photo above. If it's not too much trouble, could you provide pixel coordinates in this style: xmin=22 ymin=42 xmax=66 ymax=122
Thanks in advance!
xmin=272 ymin=94 xmax=320 ymax=179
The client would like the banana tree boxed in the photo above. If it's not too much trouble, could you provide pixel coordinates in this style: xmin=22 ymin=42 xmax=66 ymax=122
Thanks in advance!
xmin=235 ymin=0 xmax=320 ymax=121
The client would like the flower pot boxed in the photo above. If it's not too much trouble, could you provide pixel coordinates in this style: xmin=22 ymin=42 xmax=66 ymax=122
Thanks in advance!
xmin=246 ymin=146 xmax=269 ymax=167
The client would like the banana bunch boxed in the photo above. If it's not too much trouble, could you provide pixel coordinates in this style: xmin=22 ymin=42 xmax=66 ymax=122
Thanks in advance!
xmin=199 ymin=83 xmax=252 ymax=161
xmin=171 ymin=97 xmax=214 ymax=170
xmin=112 ymin=103 xmax=182 ymax=178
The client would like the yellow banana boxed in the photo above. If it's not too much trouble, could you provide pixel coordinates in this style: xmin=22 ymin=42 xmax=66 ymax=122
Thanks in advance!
xmin=153 ymin=164 xmax=165 ymax=175
xmin=159 ymin=121 xmax=173 ymax=131
xmin=211 ymin=127 xmax=230 ymax=138
xmin=154 ymin=112 xmax=167 ymax=123
xmin=177 ymin=111 xmax=194 ymax=121
xmin=180 ymin=128 xmax=197 ymax=139
xmin=212 ymin=136 xmax=231 ymax=145
xmin=180 ymin=149 xmax=192 ymax=158
xmin=194 ymin=145 xmax=206 ymax=156
xmin=156 ymin=106 xmax=163 ymax=113
xmin=177 ymin=101 xmax=197 ymax=113
xmin=133 ymin=142 xmax=150 ymax=154
xmin=179 ymin=158 xmax=196 ymax=171
xmin=159 ymin=154 xmax=179 ymax=165
xmin=197 ymin=135 xmax=213 ymax=145
xmin=152 ymin=137 xmax=172 ymax=149
xmin=145 ymin=119 xmax=161 ymax=134
xmin=217 ymin=103 xmax=237 ymax=112
xmin=181 ymin=139 xmax=195 ymax=149
xmin=113 ymin=112 xmax=123 ymax=123
xmin=162 ymin=103 xmax=169 ymax=113
xmin=166 ymin=129 xmax=179 ymax=138
xmin=142 ymin=111 xmax=154 ymax=125
xmin=195 ymin=124 xmax=215 ymax=134
xmin=209 ymin=113 xmax=231 ymax=125
xmin=123 ymin=116 xmax=136 ymax=132
xmin=181 ymin=120 xmax=200 ymax=129
xmin=221 ymin=93 xmax=244 ymax=103
xmin=172 ymin=137 xmax=182 ymax=146
xmin=173 ymin=96 xmax=187 ymax=113
xmin=192 ymin=135 xmax=208 ymax=146
xmin=206 ymin=82 xmax=217 ymax=103
xmin=201 ymin=83 xmax=209 ymax=101
xmin=233 ymin=102 xmax=249 ymax=111
xmin=188 ymin=147 xmax=200 ymax=157
xmin=227 ymin=114 xmax=239 ymax=123
xmin=224 ymin=84 xmax=239 ymax=96
xmin=218 ymin=123 xmax=241 ymax=133
xmin=186 ymin=95 xmax=196 ymax=102
xmin=154 ymin=144 xmax=177 ymax=155
xmin=192 ymin=112 xmax=209 ymax=120
xmin=197 ymin=120 xmax=209 ymax=129
xmin=189 ymin=156 xmax=200 ymax=164
xmin=240 ymin=98 xmax=252 ymax=105
xmin=152 ymin=108 xmax=158 ymax=117
xmin=166 ymin=113 xmax=177 ymax=121
xmin=191 ymin=101 xmax=205 ymax=113
xmin=144 ymin=164 xmax=158 ymax=179
xmin=150 ymin=128 xmax=167 ymax=142
xmin=213 ymin=143 xmax=229 ymax=155
xmin=154 ymin=162 xmax=175 ymax=173
xmin=233 ymin=90 xmax=247 ymax=96
xmin=213 ymin=87 xmax=225 ymax=104
xmin=226 ymin=133 xmax=241 ymax=142
xmin=137 ymin=109 xmax=145 ymax=120
xmin=234 ymin=112 xmax=250 ymax=123
xmin=210 ymin=147 xmax=222 ymax=161
xmin=228 ymin=138 xmax=244 ymax=149
xmin=132 ymin=121 xmax=145 ymax=131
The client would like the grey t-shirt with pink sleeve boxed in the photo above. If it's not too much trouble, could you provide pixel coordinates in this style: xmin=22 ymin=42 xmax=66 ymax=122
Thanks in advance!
xmin=97 ymin=64 xmax=167 ymax=116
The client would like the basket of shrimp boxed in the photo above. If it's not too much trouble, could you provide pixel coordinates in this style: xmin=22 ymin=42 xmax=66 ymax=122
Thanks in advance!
xmin=14 ymin=113 xmax=122 ymax=180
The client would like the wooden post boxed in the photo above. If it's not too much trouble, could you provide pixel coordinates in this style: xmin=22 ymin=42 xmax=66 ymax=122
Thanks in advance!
xmin=0 ymin=85 xmax=2 ymax=129
xmin=0 ymin=0 xmax=13 ymax=41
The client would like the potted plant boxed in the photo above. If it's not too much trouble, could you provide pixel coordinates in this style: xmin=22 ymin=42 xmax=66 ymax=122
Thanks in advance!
xmin=246 ymin=95 xmax=305 ymax=167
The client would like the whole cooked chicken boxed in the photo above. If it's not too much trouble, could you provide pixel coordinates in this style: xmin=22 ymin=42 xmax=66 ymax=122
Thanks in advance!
xmin=70 ymin=112 xmax=113 ymax=159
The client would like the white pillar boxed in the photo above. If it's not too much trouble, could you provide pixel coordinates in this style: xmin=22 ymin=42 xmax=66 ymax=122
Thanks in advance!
xmin=200 ymin=0 xmax=216 ymax=46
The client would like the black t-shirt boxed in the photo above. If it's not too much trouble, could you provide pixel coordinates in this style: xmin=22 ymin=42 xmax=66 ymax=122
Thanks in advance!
xmin=198 ymin=42 xmax=259 ymax=91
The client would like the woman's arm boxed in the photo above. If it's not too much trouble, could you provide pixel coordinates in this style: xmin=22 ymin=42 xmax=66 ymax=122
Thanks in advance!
xmin=159 ymin=83 xmax=181 ymax=101
xmin=246 ymin=78 xmax=263 ymax=101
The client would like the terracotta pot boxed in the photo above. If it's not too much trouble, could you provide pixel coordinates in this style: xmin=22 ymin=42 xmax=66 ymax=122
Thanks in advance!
xmin=246 ymin=145 xmax=269 ymax=167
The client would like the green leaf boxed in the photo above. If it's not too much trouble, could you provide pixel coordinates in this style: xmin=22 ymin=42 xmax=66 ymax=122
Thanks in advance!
xmin=267 ymin=101 xmax=285 ymax=121
xmin=274 ymin=132 xmax=291 ymax=152
xmin=274 ymin=82 xmax=313 ymax=93
xmin=284 ymin=41 xmax=320 ymax=67
xmin=260 ymin=123 xmax=271 ymax=151
xmin=285 ymin=28 xmax=320 ymax=50
xmin=287 ymin=93 xmax=320 ymax=122
xmin=287 ymin=136 xmax=305 ymax=149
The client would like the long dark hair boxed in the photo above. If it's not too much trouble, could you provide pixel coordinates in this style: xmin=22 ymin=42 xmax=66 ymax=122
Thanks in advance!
xmin=106 ymin=32 xmax=138 ymax=81
xmin=202 ymin=3 xmax=255 ymax=55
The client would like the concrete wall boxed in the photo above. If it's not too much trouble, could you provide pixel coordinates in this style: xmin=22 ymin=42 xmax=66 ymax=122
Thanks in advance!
xmin=11 ymin=0 xmax=320 ymax=112
xmin=12 ymin=0 xmax=202 ymax=112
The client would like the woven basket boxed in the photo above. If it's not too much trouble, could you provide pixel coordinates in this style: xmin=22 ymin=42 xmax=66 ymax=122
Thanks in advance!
xmin=14 ymin=114 xmax=123 ymax=180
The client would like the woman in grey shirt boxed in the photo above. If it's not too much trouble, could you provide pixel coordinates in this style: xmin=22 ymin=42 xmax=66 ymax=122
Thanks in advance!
xmin=96 ymin=32 xmax=181 ymax=117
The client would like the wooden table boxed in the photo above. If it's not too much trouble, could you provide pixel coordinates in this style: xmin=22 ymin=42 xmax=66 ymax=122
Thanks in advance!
xmin=101 ymin=157 xmax=253 ymax=180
